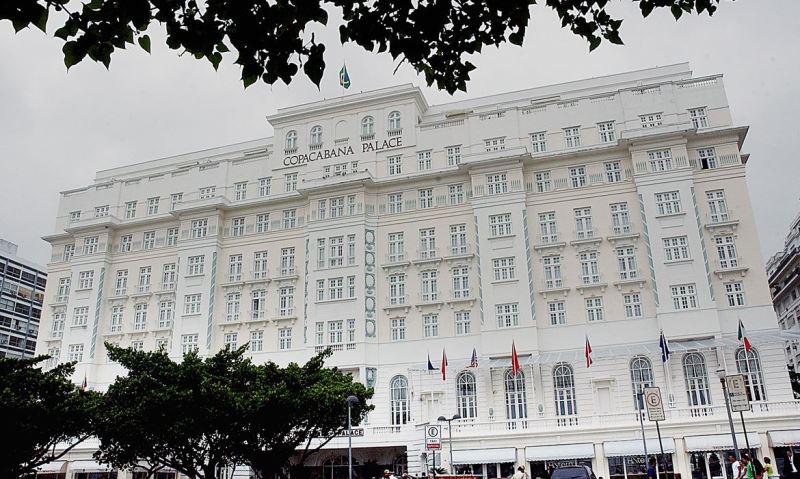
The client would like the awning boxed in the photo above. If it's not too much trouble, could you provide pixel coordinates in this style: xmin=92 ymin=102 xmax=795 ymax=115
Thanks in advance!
xmin=452 ymin=448 xmax=516 ymax=465
xmin=526 ymin=444 xmax=595 ymax=461
xmin=604 ymin=438 xmax=676 ymax=457
xmin=68 ymin=460 xmax=112 ymax=472
xmin=684 ymin=434 xmax=761 ymax=452
xmin=769 ymin=430 xmax=800 ymax=447
xmin=36 ymin=462 xmax=66 ymax=472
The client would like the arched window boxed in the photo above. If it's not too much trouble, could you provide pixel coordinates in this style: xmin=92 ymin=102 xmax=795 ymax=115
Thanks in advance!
xmin=456 ymin=371 xmax=477 ymax=419
xmin=388 ymin=111 xmax=402 ymax=131
xmin=310 ymin=125 xmax=323 ymax=145
xmin=630 ymin=356 xmax=654 ymax=411
xmin=736 ymin=347 xmax=766 ymax=401
xmin=553 ymin=362 xmax=577 ymax=417
xmin=285 ymin=130 xmax=297 ymax=150
xmin=683 ymin=352 xmax=711 ymax=408
xmin=390 ymin=375 xmax=410 ymax=425
xmin=361 ymin=116 xmax=375 ymax=137
xmin=504 ymin=369 xmax=527 ymax=423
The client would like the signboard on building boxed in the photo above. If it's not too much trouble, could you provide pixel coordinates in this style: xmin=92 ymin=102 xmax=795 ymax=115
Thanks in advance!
xmin=339 ymin=428 xmax=364 ymax=437
xmin=425 ymin=425 xmax=442 ymax=450
xmin=726 ymin=374 xmax=751 ymax=412
xmin=644 ymin=386 xmax=666 ymax=421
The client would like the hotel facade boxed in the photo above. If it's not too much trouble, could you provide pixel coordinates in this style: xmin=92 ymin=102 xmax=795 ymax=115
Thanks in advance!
xmin=36 ymin=63 xmax=800 ymax=479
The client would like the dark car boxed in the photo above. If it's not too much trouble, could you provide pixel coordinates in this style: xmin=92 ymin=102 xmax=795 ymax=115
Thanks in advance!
xmin=549 ymin=466 xmax=597 ymax=479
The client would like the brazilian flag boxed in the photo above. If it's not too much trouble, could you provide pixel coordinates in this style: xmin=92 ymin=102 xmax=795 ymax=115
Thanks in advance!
xmin=339 ymin=64 xmax=351 ymax=89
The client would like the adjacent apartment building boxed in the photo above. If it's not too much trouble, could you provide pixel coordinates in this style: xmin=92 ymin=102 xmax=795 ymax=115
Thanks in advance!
xmin=767 ymin=212 xmax=800 ymax=372
xmin=1 ymin=238 xmax=46 ymax=358
xmin=36 ymin=63 xmax=800 ymax=479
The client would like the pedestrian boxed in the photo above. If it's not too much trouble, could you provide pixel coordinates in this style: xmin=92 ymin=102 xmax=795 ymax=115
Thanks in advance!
xmin=742 ymin=454 xmax=755 ymax=479
xmin=763 ymin=457 xmax=777 ymax=479
xmin=784 ymin=450 xmax=800 ymax=479
xmin=752 ymin=457 xmax=765 ymax=479
xmin=384 ymin=469 xmax=398 ymax=479
xmin=730 ymin=454 xmax=744 ymax=479
xmin=647 ymin=457 xmax=658 ymax=479
xmin=512 ymin=466 xmax=530 ymax=479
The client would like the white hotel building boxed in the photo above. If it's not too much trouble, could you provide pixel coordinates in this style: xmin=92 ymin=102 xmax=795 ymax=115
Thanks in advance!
xmin=36 ymin=63 xmax=800 ymax=479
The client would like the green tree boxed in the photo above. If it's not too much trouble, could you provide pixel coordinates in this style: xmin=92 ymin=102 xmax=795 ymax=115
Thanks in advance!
xmin=2 ymin=0 xmax=727 ymax=93
xmin=0 ymin=356 xmax=99 ymax=478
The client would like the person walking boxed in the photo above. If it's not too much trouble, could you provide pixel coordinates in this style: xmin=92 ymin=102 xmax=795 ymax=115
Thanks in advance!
xmin=512 ymin=466 xmax=530 ymax=479
xmin=752 ymin=457 xmax=764 ymax=479
xmin=763 ymin=457 xmax=777 ymax=479
xmin=784 ymin=450 xmax=800 ymax=479
xmin=742 ymin=455 xmax=755 ymax=479
xmin=730 ymin=454 xmax=744 ymax=479
xmin=647 ymin=457 xmax=658 ymax=479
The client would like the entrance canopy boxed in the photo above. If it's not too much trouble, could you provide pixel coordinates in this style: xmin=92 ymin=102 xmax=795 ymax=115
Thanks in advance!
xmin=36 ymin=462 xmax=66 ymax=472
xmin=68 ymin=460 xmax=112 ymax=472
xmin=526 ymin=444 xmax=595 ymax=461
xmin=604 ymin=439 xmax=676 ymax=456
xmin=769 ymin=430 xmax=800 ymax=447
xmin=452 ymin=448 xmax=516 ymax=465
xmin=684 ymin=434 xmax=761 ymax=452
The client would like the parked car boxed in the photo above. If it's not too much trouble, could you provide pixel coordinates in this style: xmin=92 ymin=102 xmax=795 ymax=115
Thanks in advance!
xmin=550 ymin=466 xmax=597 ymax=479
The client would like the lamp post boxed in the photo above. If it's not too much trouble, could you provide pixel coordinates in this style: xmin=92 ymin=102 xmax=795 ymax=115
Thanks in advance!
xmin=716 ymin=367 xmax=740 ymax=460
xmin=437 ymin=414 xmax=462 ymax=474
xmin=347 ymin=395 xmax=360 ymax=479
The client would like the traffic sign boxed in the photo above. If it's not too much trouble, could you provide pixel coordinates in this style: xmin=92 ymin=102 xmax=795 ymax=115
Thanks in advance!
xmin=644 ymin=386 xmax=666 ymax=422
xmin=425 ymin=424 xmax=442 ymax=450
xmin=726 ymin=374 xmax=751 ymax=412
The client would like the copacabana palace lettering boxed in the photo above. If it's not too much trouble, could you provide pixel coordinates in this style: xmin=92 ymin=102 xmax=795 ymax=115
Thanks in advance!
xmin=283 ymin=137 xmax=402 ymax=166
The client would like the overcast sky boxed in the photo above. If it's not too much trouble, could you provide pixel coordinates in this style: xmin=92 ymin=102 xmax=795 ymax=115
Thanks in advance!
xmin=1 ymin=1 xmax=798 ymax=266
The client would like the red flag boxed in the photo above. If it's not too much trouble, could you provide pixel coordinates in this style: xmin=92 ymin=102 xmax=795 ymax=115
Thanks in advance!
xmin=81 ymin=374 xmax=88 ymax=391
xmin=441 ymin=349 xmax=448 ymax=381
xmin=738 ymin=319 xmax=751 ymax=352
xmin=469 ymin=347 xmax=478 ymax=368
xmin=511 ymin=341 xmax=521 ymax=376
xmin=585 ymin=335 xmax=593 ymax=368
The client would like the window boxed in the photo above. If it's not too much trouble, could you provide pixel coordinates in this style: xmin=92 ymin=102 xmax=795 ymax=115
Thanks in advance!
xmin=249 ymin=251 xmax=267 ymax=280
xmin=496 ymin=303 xmax=519 ymax=328
xmin=187 ymin=255 xmax=205 ymax=275
xmin=56 ymin=277 xmax=71 ymax=303
xmin=78 ymin=271 xmax=94 ymax=289
xmin=535 ymin=171 xmax=551 ymax=193
xmin=388 ymin=233 xmax=404 ymax=262
xmin=316 ymin=279 xmax=325 ymax=301
xmin=68 ymin=344 xmax=84 ymax=362
xmin=279 ymin=328 xmax=292 ymax=350
xmin=191 ymin=219 xmax=208 ymax=238
xmin=689 ymin=107 xmax=708 ymax=129
xmin=655 ymin=191 xmax=681 ymax=215
xmin=569 ymin=166 xmax=587 ymax=188
xmin=328 ymin=278 xmax=344 ymax=300
xmin=170 ymin=193 xmax=183 ymax=210
xmin=390 ymin=376 xmax=410 ymax=425
xmin=489 ymin=213 xmax=512 ymax=237
xmin=564 ymin=127 xmax=581 ymax=148
xmin=228 ymin=255 xmax=242 ymax=282
xmin=223 ymin=332 xmax=238 ymax=350
xmin=110 ymin=306 xmax=124 ymax=332
xmin=52 ymin=313 xmax=65 ymax=338
xmin=388 ymin=155 xmax=402 ymax=176
xmin=83 ymin=236 xmax=99 ymax=255
xmin=697 ymin=148 xmax=717 ymax=169
xmin=161 ymin=263 xmax=176 ymax=290
xmin=420 ymin=270 xmax=438 ymax=302
xmin=114 ymin=270 xmax=128 ymax=296
xmin=683 ymin=353 xmax=711 ymax=408
xmin=225 ymin=292 xmax=240 ymax=322
xmin=158 ymin=300 xmax=173 ymax=328
xmin=505 ymin=369 xmax=528 ymax=423
xmin=585 ymin=297 xmax=604 ymax=322
xmin=446 ymin=145 xmax=462 ymax=166
xmin=279 ymin=286 xmax=294 ymax=316
xmin=184 ymin=294 xmax=202 ymax=314
xmin=455 ymin=311 xmax=471 ymax=335
xmin=493 ymin=257 xmax=516 ymax=281
xmin=138 ymin=266 xmax=152 ymax=293
xmin=250 ymin=330 xmax=263 ymax=352
xmin=725 ymin=282 xmax=746 ymax=307
xmin=715 ymin=235 xmax=739 ymax=269
xmin=388 ymin=111 xmax=402 ymax=131
xmin=181 ymin=334 xmax=199 ymax=354
xmin=452 ymin=266 xmax=470 ymax=299
xmin=605 ymin=161 xmax=623 ymax=182
xmin=640 ymin=113 xmax=663 ymax=128
xmin=62 ymin=244 xmax=75 ymax=262
xmin=94 ymin=205 xmax=109 ymax=217
xmin=285 ymin=130 xmax=298 ymax=150
xmin=610 ymin=203 xmax=631 ymax=235
xmin=234 ymin=182 xmax=247 ymax=201
xmin=538 ymin=212 xmax=558 ymax=244
xmin=418 ymin=188 xmax=434 ymax=209
xmin=736 ymin=348 xmax=766 ymax=401
xmin=69 ymin=210 xmax=82 ymax=223
xmin=630 ymin=357 xmax=654 ymax=411
xmin=284 ymin=173 xmax=298 ymax=192
xmin=484 ymin=137 xmax=506 ymax=151
xmin=706 ymin=190 xmax=729 ymax=223
xmin=361 ymin=116 xmax=375 ymax=136
xmin=347 ymin=235 xmax=356 ymax=265
xmin=391 ymin=318 xmax=406 ymax=341
xmin=623 ymin=293 xmax=642 ymax=318
xmin=543 ymin=256 xmax=562 ymax=289
xmin=72 ymin=306 xmax=89 ymax=326
xmin=553 ymin=363 xmax=577 ymax=418
xmin=310 ymin=125 xmax=323 ymax=145
xmin=256 ymin=213 xmax=270 ymax=233
xmin=664 ymin=236 xmax=691 ymax=262
xmin=251 ymin=289 xmax=266 ymax=320
xmin=417 ymin=150 xmax=432 ymax=170
xmin=280 ymin=248 xmax=295 ymax=275
xmin=166 ymin=227 xmax=178 ymax=246
xmin=456 ymin=371 xmax=478 ymax=418
xmin=449 ymin=184 xmax=464 ymax=205
xmin=530 ymin=131 xmax=547 ymax=153
xmin=548 ymin=301 xmax=566 ymax=326
xmin=389 ymin=274 xmax=406 ymax=305
xmin=423 ymin=314 xmax=439 ymax=337
xmin=487 ymin=173 xmax=508 ymax=195
xmin=348 ymin=275 xmax=356 ymax=298
xmin=315 ymin=322 xmax=324 ymax=346
xmin=671 ymin=284 xmax=698 ymax=310
xmin=147 ymin=197 xmax=160 ymax=215
xmin=259 ymin=177 xmax=272 ymax=197
xmin=282 ymin=209 xmax=297 ymax=229
xmin=419 ymin=228 xmax=436 ymax=259
xmin=141 ymin=231 xmax=155 ymax=250
xmin=134 ymin=303 xmax=147 ymax=330
xmin=328 ymin=236 xmax=344 ymax=267
xmin=574 ymin=207 xmax=594 ymax=239
xmin=648 ymin=149 xmax=673 ymax=172
xmin=199 ymin=186 xmax=216 ymax=199
xmin=231 ymin=217 xmax=245 ymax=237
xmin=119 ymin=235 xmax=132 ymax=253
xmin=124 ymin=201 xmax=137 ymax=219
xmin=388 ymin=193 xmax=403 ymax=214
xmin=579 ymin=252 xmax=600 ymax=284
xmin=617 ymin=246 xmax=638 ymax=280
xmin=348 ymin=195 xmax=356 ymax=215
xmin=450 ymin=224 xmax=467 ymax=256
xmin=598 ymin=121 xmax=616 ymax=143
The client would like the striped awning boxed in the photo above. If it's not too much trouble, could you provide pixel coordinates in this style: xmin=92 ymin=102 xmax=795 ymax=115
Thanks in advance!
xmin=526 ymin=443 xmax=595 ymax=461
xmin=684 ymin=433 xmax=761 ymax=452
xmin=769 ymin=430 xmax=800 ymax=447
xmin=452 ymin=448 xmax=516 ymax=465
xmin=68 ymin=460 xmax=112 ymax=472
xmin=604 ymin=438 xmax=676 ymax=456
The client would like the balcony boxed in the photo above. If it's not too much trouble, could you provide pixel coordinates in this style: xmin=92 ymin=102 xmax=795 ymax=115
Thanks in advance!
xmin=570 ymin=228 xmax=602 ymax=247
xmin=607 ymin=224 xmax=640 ymax=243
xmin=445 ymin=244 xmax=473 ymax=260
xmin=576 ymin=274 xmax=607 ymax=294
xmin=534 ymin=234 xmax=566 ymax=252
xmin=384 ymin=295 xmax=410 ymax=312
xmin=275 ymin=267 xmax=298 ymax=281
xmin=417 ymin=292 xmax=444 ymax=307
xmin=382 ymin=253 xmax=410 ymax=270
xmin=448 ymin=289 xmax=475 ymax=306
xmin=387 ymin=128 xmax=403 ymax=137
xmin=274 ymin=307 xmax=297 ymax=322
xmin=713 ymin=257 xmax=749 ymax=278
xmin=705 ymin=209 xmax=739 ymax=230
xmin=413 ymin=248 xmax=442 ymax=265
xmin=540 ymin=277 xmax=570 ymax=298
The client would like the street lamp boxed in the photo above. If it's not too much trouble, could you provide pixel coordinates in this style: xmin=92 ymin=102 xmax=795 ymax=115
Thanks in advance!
xmin=716 ymin=367 xmax=740 ymax=460
xmin=437 ymin=414 xmax=462 ymax=474
xmin=347 ymin=395 xmax=360 ymax=479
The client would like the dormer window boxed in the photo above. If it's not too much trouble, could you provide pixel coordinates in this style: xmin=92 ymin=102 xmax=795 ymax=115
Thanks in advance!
xmin=388 ymin=111 xmax=401 ymax=132
xmin=285 ymin=130 xmax=298 ymax=151
xmin=310 ymin=125 xmax=323 ymax=146
xmin=361 ymin=116 xmax=375 ymax=138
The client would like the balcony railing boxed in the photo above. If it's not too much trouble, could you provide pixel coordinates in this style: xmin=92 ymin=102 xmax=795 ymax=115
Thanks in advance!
xmin=536 ymin=234 xmax=561 ymax=247
xmin=574 ymin=228 xmax=599 ymax=241
xmin=417 ymin=248 xmax=440 ymax=261
xmin=610 ymin=224 xmax=636 ymax=236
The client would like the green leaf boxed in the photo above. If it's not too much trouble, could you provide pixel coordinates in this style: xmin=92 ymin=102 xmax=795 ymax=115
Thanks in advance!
xmin=138 ymin=35 xmax=151 ymax=53
xmin=33 ymin=5 xmax=49 ymax=33
xmin=242 ymin=73 xmax=258 ymax=89
xmin=63 ymin=42 xmax=84 ymax=69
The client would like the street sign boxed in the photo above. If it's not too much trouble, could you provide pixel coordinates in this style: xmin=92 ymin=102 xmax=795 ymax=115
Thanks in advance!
xmin=339 ymin=428 xmax=364 ymax=437
xmin=425 ymin=424 xmax=442 ymax=450
xmin=644 ymin=386 xmax=666 ymax=422
xmin=726 ymin=374 xmax=751 ymax=412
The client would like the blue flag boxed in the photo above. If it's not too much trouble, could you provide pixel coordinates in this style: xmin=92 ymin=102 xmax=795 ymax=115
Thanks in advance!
xmin=339 ymin=64 xmax=351 ymax=89
xmin=659 ymin=330 xmax=671 ymax=363
xmin=427 ymin=354 xmax=435 ymax=371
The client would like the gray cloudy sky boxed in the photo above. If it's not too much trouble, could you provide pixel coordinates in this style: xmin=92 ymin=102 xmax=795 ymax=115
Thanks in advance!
xmin=1 ymin=1 xmax=798 ymax=266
